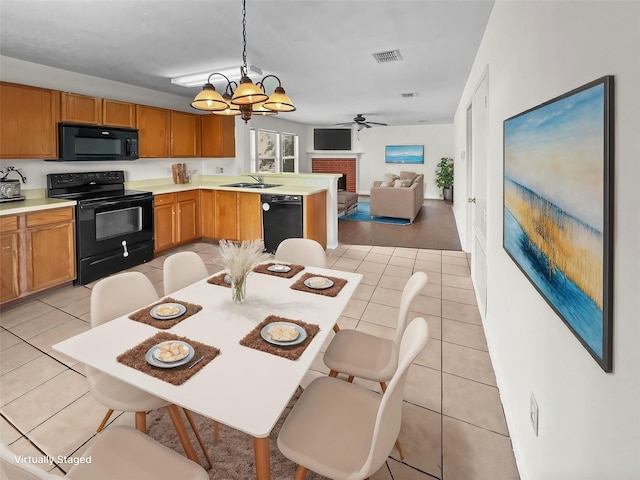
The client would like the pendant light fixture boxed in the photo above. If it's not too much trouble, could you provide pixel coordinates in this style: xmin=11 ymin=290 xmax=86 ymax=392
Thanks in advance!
xmin=189 ymin=0 xmax=296 ymax=122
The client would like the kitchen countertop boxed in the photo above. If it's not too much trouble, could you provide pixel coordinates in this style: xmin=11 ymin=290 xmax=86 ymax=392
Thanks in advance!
xmin=134 ymin=181 xmax=327 ymax=196
xmin=0 ymin=197 xmax=76 ymax=216
xmin=0 ymin=182 xmax=326 ymax=217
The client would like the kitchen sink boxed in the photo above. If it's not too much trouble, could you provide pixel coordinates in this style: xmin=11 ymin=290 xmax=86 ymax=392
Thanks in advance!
xmin=221 ymin=183 xmax=282 ymax=189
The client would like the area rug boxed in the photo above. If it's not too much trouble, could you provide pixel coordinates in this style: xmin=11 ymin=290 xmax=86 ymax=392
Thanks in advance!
xmin=339 ymin=201 xmax=411 ymax=225
xmin=146 ymin=388 xmax=330 ymax=480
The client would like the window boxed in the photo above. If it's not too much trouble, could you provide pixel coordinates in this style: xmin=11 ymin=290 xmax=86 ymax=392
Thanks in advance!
xmin=257 ymin=130 xmax=278 ymax=173
xmin=281 ymin=133 xmax=297 ymax=172
xmin=251 ymin=129 xmax=298 ymax=173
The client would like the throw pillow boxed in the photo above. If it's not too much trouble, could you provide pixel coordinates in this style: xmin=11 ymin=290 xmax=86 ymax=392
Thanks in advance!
xmin=379 ymin=181 xmax=393 ymax=187
xmin=393 ymin=179 xmax=412 ymax=188
xmin=383 ymin=173 xmax=399 ymax=183
xmin=399 ymin=171 xmax=417 ymax=183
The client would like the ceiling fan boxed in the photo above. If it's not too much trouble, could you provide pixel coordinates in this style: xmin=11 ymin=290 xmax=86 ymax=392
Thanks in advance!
xmin=335 ymin=114 xmax=388 ymax=131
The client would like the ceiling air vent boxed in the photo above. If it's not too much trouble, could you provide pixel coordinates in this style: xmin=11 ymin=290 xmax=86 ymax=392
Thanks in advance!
xmin=401 ymin=92 xmax=418 ymax=98
xmin=372 ymin=49 xmax=403 ymax=63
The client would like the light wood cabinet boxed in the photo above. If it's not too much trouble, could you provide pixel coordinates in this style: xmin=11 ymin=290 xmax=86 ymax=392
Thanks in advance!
xmin=153 ymin=191 xmax=199 ymax=252
xmin=171 ymin=111 xmax=201 ymax=157
xmin=214 ymin=190 xmax=238 ymax=241
xmin=201 ymin=115 xmax=236 ymax=158
xmin=0 ymin=82 xmax=60 ymax=159
xmin=25 ymin=209 xmax=75 ymax=292
xmin=304 ymin=191 xmax=327 ymax=249
xmin=154 ymin=194 xmax=176 ymax=252
xmin=176 ymin=191 xmax=199 ymax=243
xmin=0 ymin=207 xmax=76 ymax=305
xmin=136 ymin=105 xmax=170 ymax=158
xmin=237 ymin=192 xmax=263 ymax=242
xmin=60 ymin=92 xmax=102 ymax=124
xmin=103 ymin=99 xmax=135 ymax=128
xmin=199 ymin=190 xmax=216 ymax=239
xmin=0 ymin=216 xmax=20 ymax=303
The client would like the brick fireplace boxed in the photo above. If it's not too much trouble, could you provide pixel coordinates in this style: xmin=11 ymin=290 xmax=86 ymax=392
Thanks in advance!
xmin=311 ymin=158 xmax=356 ymax=192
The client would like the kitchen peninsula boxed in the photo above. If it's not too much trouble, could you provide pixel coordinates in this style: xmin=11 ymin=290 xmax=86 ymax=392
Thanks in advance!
xmin=127 ymin=172 xmax=341 ymax=251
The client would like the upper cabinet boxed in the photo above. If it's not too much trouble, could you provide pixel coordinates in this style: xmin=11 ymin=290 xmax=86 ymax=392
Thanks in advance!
xmin=201 ymin=115 xmax=236 ymax=158
xmin=60 ymin=92 xmax=102 ymax=124
xmin=136 ymin=105 xmax=170 ymax=158
xmin=103 ymin=99 xmax=135 ymax=128
xmin=171 ymin=111 xmax=201 ymax=157
xmin=0 ymin=82 xmax=60 ymax=159
xmin=0 ymin=81 xmax=235 ymax=159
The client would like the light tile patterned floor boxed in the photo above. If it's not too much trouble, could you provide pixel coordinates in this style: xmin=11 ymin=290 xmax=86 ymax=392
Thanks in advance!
xmin=0 ymin=242 xmax=520 ymax=480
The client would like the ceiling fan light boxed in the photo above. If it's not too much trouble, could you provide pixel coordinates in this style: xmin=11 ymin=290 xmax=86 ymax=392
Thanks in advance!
xmin=191 ymin=84 xmax=228 ymax=111
xmin=263 ymin=86 xmax=296 ymax=112
xmin=231 ymin=76 xmax=268 ymax=105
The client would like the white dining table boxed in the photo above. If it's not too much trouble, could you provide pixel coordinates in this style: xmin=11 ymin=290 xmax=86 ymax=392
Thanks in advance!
xmin=53 ymin=265 xmax=362 ymax=480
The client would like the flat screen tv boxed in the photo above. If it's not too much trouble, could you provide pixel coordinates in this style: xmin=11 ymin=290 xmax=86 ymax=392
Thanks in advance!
xmin=313 ymin=128 xmax=351 ymax=151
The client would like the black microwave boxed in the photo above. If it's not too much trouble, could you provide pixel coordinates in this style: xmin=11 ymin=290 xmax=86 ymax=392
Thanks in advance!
xmin=54 ymin=123 xmax=139 ymax=161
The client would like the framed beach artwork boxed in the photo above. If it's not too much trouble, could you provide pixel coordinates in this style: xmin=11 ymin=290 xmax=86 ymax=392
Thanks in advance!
xmin=385 ymin=145 xmax=424 ymax=164
xmin=503 ymin=76 xmax=614 ymax=372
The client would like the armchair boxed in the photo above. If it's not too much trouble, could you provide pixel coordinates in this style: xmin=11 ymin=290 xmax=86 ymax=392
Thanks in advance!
xmin=370 ymin=172 xmax=424 ymax=223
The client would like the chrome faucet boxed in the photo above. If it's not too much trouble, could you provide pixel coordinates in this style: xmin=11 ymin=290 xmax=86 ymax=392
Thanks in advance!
xmin=0 ymin=166 xmax=27 ymax=183
xmin=248 ymin=174 xmax=264 ymax=184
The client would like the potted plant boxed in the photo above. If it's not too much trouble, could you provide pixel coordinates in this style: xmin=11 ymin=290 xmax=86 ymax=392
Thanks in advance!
xmin=435 ymin=157 xmax=454 ymax=204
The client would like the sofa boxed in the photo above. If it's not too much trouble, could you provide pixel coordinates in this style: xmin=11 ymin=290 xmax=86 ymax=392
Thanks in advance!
xmin=370 ymin=172 xmax=424 ymax=223
xmin=337 ymin=190 xmax=358 ymax=215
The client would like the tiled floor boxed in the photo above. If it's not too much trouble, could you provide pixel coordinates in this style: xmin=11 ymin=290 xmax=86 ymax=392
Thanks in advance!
xmin=0 ymin=241 xmax=520 ymax=480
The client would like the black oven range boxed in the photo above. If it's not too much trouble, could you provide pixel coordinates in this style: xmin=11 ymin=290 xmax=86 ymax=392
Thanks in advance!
xmin=47 ymin=171 xmax=154 ymax=285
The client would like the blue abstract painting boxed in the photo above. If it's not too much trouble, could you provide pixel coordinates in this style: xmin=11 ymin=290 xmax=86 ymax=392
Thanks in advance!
xmin=385 ymin=145 xmax=424 ymax=164
xmin=503 ymin=76 xmax=614 ymax=371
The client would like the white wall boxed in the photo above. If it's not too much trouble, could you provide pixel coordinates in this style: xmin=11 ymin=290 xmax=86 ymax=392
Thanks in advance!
xmin=453 ymin=2 xmax=640 ymax=479
xmin=302 ymin=123 xmax=454 ymax=198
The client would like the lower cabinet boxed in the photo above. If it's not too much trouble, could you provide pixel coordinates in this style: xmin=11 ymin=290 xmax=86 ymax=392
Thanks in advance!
xmin=214 ymin=191 xmax=238 ymax=241
xmin=0 ymin=207 xmax=76 ymax=305
xmin=153 ymin=188 xmax=325 ymax=252
xmin=154 ymin=191 xmax=199 ymax=253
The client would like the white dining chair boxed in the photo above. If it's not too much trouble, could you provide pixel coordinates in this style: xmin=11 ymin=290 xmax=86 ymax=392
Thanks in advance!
xmin=163 ymin=251 xmax=209 ymax=295
xmin=88 ymin=271 xmax=212 ymax=467
xmin=322 ymin=270 xmax=427 ymax=459
xmin=162 ymin=252 xmax=221 ymax=444
xmin=274 ymin=237 xmax=339 ymax=332
xmin=278 ymin=317 xmax=429 ymax=480
xmin=1 ymin=425 xmax=209 ymax=480
xmin=274 ymin=238 xmax=328 ymax=268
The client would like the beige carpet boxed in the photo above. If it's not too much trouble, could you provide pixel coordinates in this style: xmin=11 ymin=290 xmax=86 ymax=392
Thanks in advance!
xmin=147 ymin=388 xmax=331 ymax=480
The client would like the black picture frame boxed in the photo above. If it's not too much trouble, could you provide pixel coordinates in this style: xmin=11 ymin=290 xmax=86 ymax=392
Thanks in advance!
xmin=502 ymin=76 xmax=614 ymax=372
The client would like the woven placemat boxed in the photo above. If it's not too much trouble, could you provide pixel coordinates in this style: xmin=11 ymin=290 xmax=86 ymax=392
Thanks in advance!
xmin=253 ymin=262 xmax=305 ymax=279
xmin=127 ymin=297 xmax=202 ymax=329
xmin=207 ymin=272 xmax=231 ymax=288
xmin=239 ymin=315 xmax=320 ymax=361
xmin=290 ymin=272 xmax=348 ymax=297
xmin=117 ymin=331 xmax=220 ymax=386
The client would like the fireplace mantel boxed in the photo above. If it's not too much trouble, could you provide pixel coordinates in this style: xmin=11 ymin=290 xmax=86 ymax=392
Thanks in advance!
xmin=307 ymin=151 xmax=363 ymax=157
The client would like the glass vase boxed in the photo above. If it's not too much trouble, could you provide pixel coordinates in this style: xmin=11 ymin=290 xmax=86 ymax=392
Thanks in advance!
xmin=231 ymin=276 xmax=247 ymax=304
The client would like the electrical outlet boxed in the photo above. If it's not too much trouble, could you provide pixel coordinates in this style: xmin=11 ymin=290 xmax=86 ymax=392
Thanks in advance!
xmin=530 ymin=392 xmax=539 ymax=436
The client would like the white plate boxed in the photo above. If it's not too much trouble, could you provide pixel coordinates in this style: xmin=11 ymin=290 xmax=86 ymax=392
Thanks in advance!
xmin=304 ymin=276 xmax=334 ymax=290
xmin=267 ymin=264 xmax=292 ymax=273
xmin=150 ymin=303 xmax=187 ymax=320
xmin=145 ymin=341 xmax=195 ymax=368
xmin=260 ymin=322 xmax=308 ymax=346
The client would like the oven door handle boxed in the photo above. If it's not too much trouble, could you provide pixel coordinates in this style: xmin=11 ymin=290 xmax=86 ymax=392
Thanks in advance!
xmin=79 ymin=195 xmax=151 ymax=209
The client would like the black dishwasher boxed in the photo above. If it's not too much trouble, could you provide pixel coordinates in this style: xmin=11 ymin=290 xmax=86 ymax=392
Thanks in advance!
xmin=261 ymin=194 xmax=303 ymax=252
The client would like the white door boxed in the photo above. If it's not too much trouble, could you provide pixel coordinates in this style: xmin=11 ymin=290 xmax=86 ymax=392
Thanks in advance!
xmin=468 ymin=73 xmax=489 ymax=318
